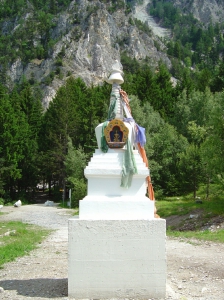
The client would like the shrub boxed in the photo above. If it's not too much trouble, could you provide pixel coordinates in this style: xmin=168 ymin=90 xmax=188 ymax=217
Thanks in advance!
xmin=70 ymin=178 xmax=87 ymax=208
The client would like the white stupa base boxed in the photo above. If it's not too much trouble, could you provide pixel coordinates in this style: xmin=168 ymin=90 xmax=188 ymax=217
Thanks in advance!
xmin=84 ymin=148 xmax=150 ymax=197
xmin=79 ymin=196 xmax=155 ymax=220
xmin=68 ymin=219 xmax=166 ymax=299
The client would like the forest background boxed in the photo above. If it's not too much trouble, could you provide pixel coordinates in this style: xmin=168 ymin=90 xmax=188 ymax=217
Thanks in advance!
xmin=1 ymin=0 xmax=224 ymax=208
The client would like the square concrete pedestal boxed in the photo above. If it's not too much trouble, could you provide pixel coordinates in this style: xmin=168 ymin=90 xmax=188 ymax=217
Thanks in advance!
xmin=68 ymin=219 xmax=166 ymax=299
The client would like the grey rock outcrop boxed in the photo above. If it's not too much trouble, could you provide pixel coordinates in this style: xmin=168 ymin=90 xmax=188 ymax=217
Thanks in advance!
xmin=5 ymin=0 xmax=224 ymax=108
xmin=5 ymin=0 xmax=170 ymax=109
xmin=173 ymin=0 xmax=224 ymax=24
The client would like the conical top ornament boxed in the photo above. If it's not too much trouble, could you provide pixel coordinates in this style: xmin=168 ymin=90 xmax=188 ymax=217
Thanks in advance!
xmin=107 ymin=60 xmax=124 ymax=84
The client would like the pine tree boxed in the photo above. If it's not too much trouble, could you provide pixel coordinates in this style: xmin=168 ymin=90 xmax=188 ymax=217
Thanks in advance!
xmin=10 ymin=83 xmax=43 ymax=195
xmin=0 ymin=84 xmax=29 ymax=199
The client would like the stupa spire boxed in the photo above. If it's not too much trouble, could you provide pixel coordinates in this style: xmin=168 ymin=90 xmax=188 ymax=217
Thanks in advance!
xmin=105 ymin=60 xmax=124 ymax=120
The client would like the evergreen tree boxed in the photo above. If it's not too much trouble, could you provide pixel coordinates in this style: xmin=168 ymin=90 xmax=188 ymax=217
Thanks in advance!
xmin=0 ymin=84 xmax=29 ymax=200
xmin=211 ymin=58 xmax=224 ymax=92
xmin=151 ymin=62 xmax=176 ymax=120
xmin=10 ymin=83 xmax=43 ymax=196
xmin=41 ymin=77 xmax=109 ymax=196
xmin=201 ymin=92 xmax=224 ymax=186
xmin=178 ymin=143 xmax=203 ymax=198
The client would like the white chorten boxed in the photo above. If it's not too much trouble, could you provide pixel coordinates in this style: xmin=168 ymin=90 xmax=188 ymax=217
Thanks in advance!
xmin=68 ymin=60 xmax=166 ymax=299
xmin=79 ymin=60 xmax=154 ymax=220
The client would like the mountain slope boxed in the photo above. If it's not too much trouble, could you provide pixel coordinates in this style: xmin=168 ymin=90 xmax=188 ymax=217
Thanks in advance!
xmin=4 ymin=0 xmax=170 ymax=108
xmin=173 ymin=0 xmax=224 ymax=24
xmin=1 ymin=0 xmax=224 ymax=108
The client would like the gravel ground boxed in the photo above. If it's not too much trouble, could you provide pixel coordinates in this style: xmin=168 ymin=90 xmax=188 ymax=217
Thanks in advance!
xmin=0 ymin=204 xmax=224 ymax=300
xmin=0 ymin=204 xmax=73 ymax=300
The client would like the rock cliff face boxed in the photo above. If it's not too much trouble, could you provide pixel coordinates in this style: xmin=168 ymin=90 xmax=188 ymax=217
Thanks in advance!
xmin=5 ymin=0 xmax=172 ymax=108
xmin=172 ymin=0 xmax=224 ymax=24
xmin=4 ymin=0 xmax=224 ymax=108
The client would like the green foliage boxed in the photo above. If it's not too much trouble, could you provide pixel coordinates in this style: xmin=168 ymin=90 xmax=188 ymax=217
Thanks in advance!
xmin=133 ymin=18 xmax=152 ymax=36
xmin=65 ymin=137 xmax=87 ymax=179
xmin=178 ymin=144 xmax=203 ymax=197
xmin=1 ymin=44 xmax=224 ymax=205
xmin=107 ymin=0 xmax=125 ymax=13
xmin=121 ymin=52 xmax=141 ymax=74
xmin=150 ymin=0 xmax=181 ymax=28
xmin=55 ymin=58 xmax=63 ymax=67
xmin=0 ymin=0 xmax=27 ymax=19
xmin=64 ymin=138 xmax=87 ymax=207
xmin=149 ymin=1 xmax=224 ymax=76
xmin=0 ymin=0 xmax=75 ymax=67
xmin=171 ymin=89 xmax=215 ymax=137
xmin=128 ymin=17 xmax=135 ymax=26
xmin=43 ymin=72 xmax=55 ymax=85
xmin=121 ymin=55 xmax=222 ymax=197
xmin=0 ymin=80 xmax=43 ymax=201
xmin=211 ymin=58 xmax=224 ymax=92
xmin=70 ymin=178 xmax=87 ymax=208
xmin=200 ymin=91 xmax=224 ymax=183
xmin=39 ymin=77 xmax=109 ymax=195
xmin=12 ymin=82 xmax=43 ymax=194
xmin=0 ymin=0 xmax=72 ymax=19
xmin=0 ymin=85 xmax=26 ymax=196
xmin=129 ymin=95 xmax=188 ymax=196
xmin=122 ymin=61 xmax=178 ymax=121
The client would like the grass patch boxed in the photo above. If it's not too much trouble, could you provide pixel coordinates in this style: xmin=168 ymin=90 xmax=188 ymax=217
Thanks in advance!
xmin=156 ymin=197 xmax=199 ymax=217
xmin=156 ymin=184 xmax=224 ymax=243
xmin=167 ymin=229 xmax=224 ymax=243
xmin=73 ymin=209 xmax=79 ymax=215
xmin=156 ymin=193 xmax=224 ymax=218
xmin=0 ymin=221 xmax=51 ymax=268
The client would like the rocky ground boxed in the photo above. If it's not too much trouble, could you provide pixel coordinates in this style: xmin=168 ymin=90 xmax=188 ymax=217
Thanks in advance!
xmin=0 ymin=204 xmax=224 ymax=300
xmin=133 ymin=0 xmax=171 ymax=38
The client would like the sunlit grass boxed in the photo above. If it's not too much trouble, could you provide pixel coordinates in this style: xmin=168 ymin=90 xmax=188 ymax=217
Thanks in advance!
xmin=155 ymin=184 xmax=224 ymax=243
xmin=156 ymin=197 xmax=199 ymax=217
xmin=156 ymin=183 xmax=224 ymax=218
xmin=167 ymin=229 xmax=224 ymax=243
xmin=156 ymin=197 xmax=224 ymax=218
xmin=0 ymin=221 xmax=51 ymax=268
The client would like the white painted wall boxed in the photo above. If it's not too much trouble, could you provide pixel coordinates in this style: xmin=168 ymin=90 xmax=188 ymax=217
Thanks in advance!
xmin=79 ymin=197 xmax=154 ymax=220
xmin=68 ymin=219 xmax=166 ymax=299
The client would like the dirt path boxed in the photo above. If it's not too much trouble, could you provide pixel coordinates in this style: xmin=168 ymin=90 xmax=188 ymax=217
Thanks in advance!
xmin=0 ymin=204 xmax=72 ymax=300
xmin=166 ymin=238 xmax=224 ymax=299
xmin=0 ymin=205 xmax=224 ymax=300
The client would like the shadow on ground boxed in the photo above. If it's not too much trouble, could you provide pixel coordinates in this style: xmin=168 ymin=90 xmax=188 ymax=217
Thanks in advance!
xmin=34 ymin=192 xmax=53 ymax=204
xmin=0 ymin=278 xmax=68 ymax=298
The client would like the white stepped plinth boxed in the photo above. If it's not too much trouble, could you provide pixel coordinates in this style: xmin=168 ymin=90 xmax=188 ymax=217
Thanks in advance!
xmin=80 ymin=148 xmax=155 ymax=220
xmin=84 ymin=148 xmax=149 ymax=196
